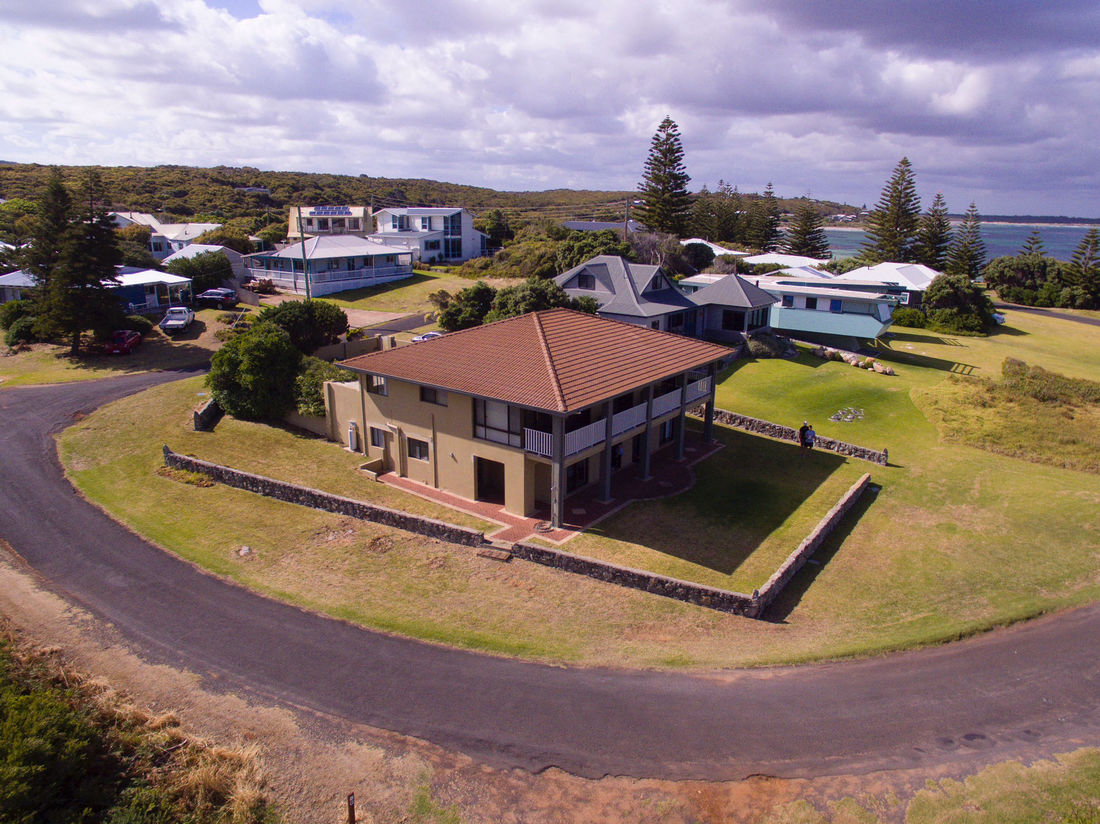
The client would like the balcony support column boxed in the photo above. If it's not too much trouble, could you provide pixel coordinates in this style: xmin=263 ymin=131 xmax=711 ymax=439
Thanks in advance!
xmin=703 ymin=362 xmax=717 ymax=444
xmin=675 ymin=374 xmax=687 ymax=460
xmin=599 ymin=401 xmax=614 ymax=503
xmin=549 ymin=414 xmax=565 ymax=529
xmin=640 ymin=385 xmax=654 ymax=481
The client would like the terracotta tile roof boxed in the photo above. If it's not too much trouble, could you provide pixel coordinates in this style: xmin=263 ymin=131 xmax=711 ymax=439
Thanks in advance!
xmin=340 ymin=308 xmax=731 ymax=413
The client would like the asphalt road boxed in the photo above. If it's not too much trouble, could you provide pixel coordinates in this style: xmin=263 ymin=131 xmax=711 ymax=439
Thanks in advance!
xmin=2 ymin=372 xmax=1098 ymax=780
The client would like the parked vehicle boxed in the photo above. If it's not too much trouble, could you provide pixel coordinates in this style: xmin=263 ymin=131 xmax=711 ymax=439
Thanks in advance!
xmin=159 ymin=306 xmax=195 ymax=333
xmin=411 ymin=331 xmax=444 ymax=342
xmin=104 ymin=329 xmax=142 ymax=355
xmin=242 ymin=277 xmax=276 ymax=294
xmin=196 ymin=288 xmax=238 ymax=308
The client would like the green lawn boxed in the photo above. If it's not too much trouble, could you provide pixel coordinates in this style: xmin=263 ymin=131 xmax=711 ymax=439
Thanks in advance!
xmin=55 ymin=308 xmax=1100 ymax=668
xmin=321 ymin=268 xmax=507 ymax=315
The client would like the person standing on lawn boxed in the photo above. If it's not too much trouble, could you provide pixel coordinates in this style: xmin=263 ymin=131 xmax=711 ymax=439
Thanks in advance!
xmin=799 ymin=422 xmax=810 ymax=455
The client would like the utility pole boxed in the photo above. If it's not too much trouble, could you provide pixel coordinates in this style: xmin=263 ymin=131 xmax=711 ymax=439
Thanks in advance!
xmin=296 ymin=205 xmax=311 ymax=299
xmin=623 ymin=198 xmax=630 ymax=243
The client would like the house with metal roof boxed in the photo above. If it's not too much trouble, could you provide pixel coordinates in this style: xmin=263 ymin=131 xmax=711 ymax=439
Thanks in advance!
xmin=369 ymin=207 xmax=488 ymax=263
xmin=242 ymin=235 xmax=414 ymax=297
xmin=110 ymin=212 xmax=222 ymax=260
xmin=555 ymin=255 xmax=700 ymax=335
xmin=331 ymin=309 xmax=728 ymax=527
xmin=832 ymin=262 xmax=939 ymax=306
xmin=163 ymin=243 xmax=247 ymax=281
xmin=752 ymin=275 xmax=896 ymax=344
xmin=688 ymin=275 xmax=778 ymax=344
xmin=287 ymin=205 xmax=372 ymax=241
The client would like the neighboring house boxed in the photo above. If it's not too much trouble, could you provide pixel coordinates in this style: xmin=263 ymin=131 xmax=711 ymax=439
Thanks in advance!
xmin=562 ymin=219 xmax=649 ymax=234
xmin=163 ymin=243 xmax=247 ymax=281
xmin=688 ymin=275 xmax=778 ymax=344
xmin=112 ymin=268 xmax=193 ymax=312
xmin=369 ymin=207 xmax=488 ymax=263
xmin=287 ymin=205 xmax=372 ymax=241
xmin=330 ymin=308 xmax=728 ymax=527
xmin=110 ymin=212 xmax=222 ymax=260
xmin=753 ymin=275 xmax=895 ymax=343
xmin=555 ymin=255 xmax=699 ymax=335
xmin=679 ymin=238 xmax=748 ymax=258
xmin=832 ymin=262 xmax=939 ymax=306
xmin=743 ymin=252 xmax=830 ymax=269
xmin=0 ymin=269 xmax=34 ymax=302
xmin=242 ymin=235 xmax=414 ymax=297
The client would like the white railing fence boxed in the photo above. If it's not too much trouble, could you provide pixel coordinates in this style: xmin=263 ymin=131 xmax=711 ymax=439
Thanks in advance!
xmin=652 ymin=388 xmax=682 ymax=417
xmin=564 ymin=419 xmax=606 ymax=457
xmin=524 ymin=428 xmax=552 ymax=457
xmin=612 ymin=402 xmax=647 ymax=436
xmin=685 ymin=376 xmax=711 ymax=403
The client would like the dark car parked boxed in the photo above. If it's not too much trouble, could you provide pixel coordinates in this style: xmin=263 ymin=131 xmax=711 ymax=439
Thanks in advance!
xmin=104 ymin=329 xmax=141 ymax=355
xmin=196 ymin=288 xmax=238 ymax=308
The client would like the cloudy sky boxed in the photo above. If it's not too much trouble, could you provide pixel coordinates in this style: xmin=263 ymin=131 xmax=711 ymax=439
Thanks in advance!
xmin=2 ymin=0 xmax=1098 ymax=216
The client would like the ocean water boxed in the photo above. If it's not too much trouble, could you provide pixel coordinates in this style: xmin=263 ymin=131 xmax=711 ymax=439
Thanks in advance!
xmin=824 ymin=223 xmax=1095 ymax=261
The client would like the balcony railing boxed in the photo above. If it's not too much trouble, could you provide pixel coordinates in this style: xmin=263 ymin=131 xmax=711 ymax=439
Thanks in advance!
xmin=524 ymin=428 xmax=552 ymax=457
xmin=612 ymin=402 xmax=647 ymax=436
xmin=651 ymin=388 xmax=682 ymax=417
xmin=685 ymin=376 xmax=711 ymax=403
xmin=246 ymin=263 xmax=412 ymax=284
xmin=564 ymin=419 xmax=606 ymax=457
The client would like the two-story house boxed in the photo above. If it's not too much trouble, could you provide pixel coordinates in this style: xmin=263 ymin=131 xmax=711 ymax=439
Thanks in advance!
xmin=287 ymin=205 xmax=373 ymax=241
xmin=330 ymin=309 xmax=727 ymax=528
xmin=368 ymin=207 xmax=488 ymax=263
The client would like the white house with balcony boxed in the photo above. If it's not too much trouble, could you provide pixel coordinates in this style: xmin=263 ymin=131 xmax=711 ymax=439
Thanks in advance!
xmin=752 ymin=275 xmax=896 ymax=344
xmin=242 ymin=235 xmax=413 ymax=297
xmin=287 ymin=205 xmax=373 ymax=241
xmin=368 ymin=207 xmax=487 ymax=263
xmin=110 ymin=212 xmax=222 ymax=260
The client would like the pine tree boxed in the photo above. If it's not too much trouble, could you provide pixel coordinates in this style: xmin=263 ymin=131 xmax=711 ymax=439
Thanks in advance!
xmin=1067 ymin=227 xmax=1100 ymax=301
xmin=689 ymin=185 xmax=717 ymax=240
xmin=862 ymin=157 xmax=921 ymax=263
xmin=21 ymin=169 xmax=73 ymax=295
xmin=745 ymin=183 xmax=782 ymax=252
xmin=914 ymin=192 xmax=952 ymax=271
xmin=1019 ymin=229 xmax=1045 ymax=256
xmin=945 ymin=202 xmax=987 ymax=280
xmin=635 ymin=116 xmax=692 ymax=236
xmin=783 ymin=202 xmax=830 ymax=258
xmin=713 ymin=180 xmax=743 ymax=245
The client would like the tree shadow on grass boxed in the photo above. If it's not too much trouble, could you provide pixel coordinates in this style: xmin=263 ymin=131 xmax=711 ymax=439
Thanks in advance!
xmin=762 ymin=482 xmax=881 ymax=623
xmin=875 ymin=340 xmax=979 ymax=376
xmin=592 ymin=427 xmax=848 ymax=578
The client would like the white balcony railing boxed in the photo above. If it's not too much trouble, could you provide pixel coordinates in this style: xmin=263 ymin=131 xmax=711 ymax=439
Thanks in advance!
xmin=652 ymin=388 xmax=682 ymax=417
xmin=612 ymin=402 xmax=647 ymax=436
xmin=564 ymin=419 xmax=606 ymax=457
xmin=524 ymin=428 xmax=552 ymax=457
xmin=245 ymin=263 xmax=412 ymax=284
xmin=685 ymin=376 xmax=711 ymax=403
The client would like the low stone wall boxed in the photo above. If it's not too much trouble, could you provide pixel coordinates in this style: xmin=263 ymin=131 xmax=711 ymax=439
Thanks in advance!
xmin=510 ymin=542 xmax=758 ymax=616
xmin=691 ymin=406 xmax=888 ymax=465
xmin=754 ymin=473 xmax=871 ymax=611
xmin=193 ymin=399 xmax=223 ymax=432
xmin=162 ymin=446 xmax=486 ymax=548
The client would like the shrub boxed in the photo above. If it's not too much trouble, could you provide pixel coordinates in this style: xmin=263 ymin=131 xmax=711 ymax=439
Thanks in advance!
xmin=4 ymin=315 xmax=37 ymax=346
xmin=890 ymin=307 xmax=926 ymax=328
xmin=293 ymin=356 xmax=354 ymax=417
xmin=746 ymin=332 xmax=786 ymax=358
xmin=256 ymin=299 xmax=348 ymax=354
xmin=206 ymin=322 xmax=302 ymax=420
xmin=124 ymin=314 xmax=154 ymax=335
xmin=0 ymin=299 xmax=33 ymax=330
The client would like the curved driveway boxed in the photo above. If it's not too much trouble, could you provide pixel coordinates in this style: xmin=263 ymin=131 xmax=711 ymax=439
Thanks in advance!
xmin=1 ymin=372 xmax=1099 ymax=780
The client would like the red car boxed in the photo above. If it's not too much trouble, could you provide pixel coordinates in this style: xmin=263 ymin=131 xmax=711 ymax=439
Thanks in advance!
xmin=105 ymin=329 xmax=142 ymax=354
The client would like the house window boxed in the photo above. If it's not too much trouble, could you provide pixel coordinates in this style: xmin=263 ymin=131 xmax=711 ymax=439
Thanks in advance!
xmin=318 ymin=218 xmax=329 ymax=230
xmin=366 ymin=375 xmax=387 ymax=395
xmin=369 ymin=426 xmax=385 ymax=448
xmin=669 ymin=312 xmax=683 ymax=329
xmin=425 ymin=240 xmax=441 ymax=251
xmin=899 ymin=292 xmax=910 ymax=305
xmin=420 ymin=217 xmax=431 ymax=230
xmin=391 ymin=214 xmax=409 ymax=231
xmin=474 ymin=399 xmax=522 ymax=447
xmin=566 ymin=460 xmax=588 ymax=493
xmin=444 ymin=213 xmax=461 ymax=236
xmin=444 ymin=238 xmax=462 ymax=258
xmin=805 ymin=297 xmax=818 ymax=310
xmin=348 ymin=218 xmax=361 ymax=231
xmin=748 ymin=306 xmax=768 ymax=330
xmin=577 ymin=273 xmax=595 ymax=290
xmin=420 ymin=386 xmax=448 ymax=406
xmin=650 ymin=320 xmax=660 ymax=329
xmin=781 ymin=295 xmax=794 ymax=308
xmin=721 ymin=309 xmax=745 ymax=331
xmin=407 ymin=437 xmax=429 ymax=461
xmin=659 ymin=419 xmax=675 ymax=444
xmin=830 ymin=299 xmax=843 ymax=312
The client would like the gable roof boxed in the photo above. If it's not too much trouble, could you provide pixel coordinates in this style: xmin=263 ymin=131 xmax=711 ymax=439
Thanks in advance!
xmin=261 ymin=235 xmax=406 ymax=260
xmin=744 ymin=252 xmax=829 ymax=267
xmin=691 ymin=274 xmax=778 ymax=309
xmin=340 ymin=308 xmax=730 ymax=413
xmin=679 ymin=238 xmax=748 ymax=257
xmin=163 ymin=244 xmax=242 ymax=263
xmin=555 ymin=255 xmax=696 ymax=318
xmin=833 ymin=262 xmax=939 ymax=290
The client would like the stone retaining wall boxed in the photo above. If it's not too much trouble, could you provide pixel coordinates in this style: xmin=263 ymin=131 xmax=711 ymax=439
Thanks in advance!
xmin=754 ymin=473 xmax=871 ymax=611
xmin=691 ymin=406 xmax=888 ymax=465
xmin=163 ymin=446 xmax=486 ymax=547
xmin=510 ymin=542 xmax=758 ymax=616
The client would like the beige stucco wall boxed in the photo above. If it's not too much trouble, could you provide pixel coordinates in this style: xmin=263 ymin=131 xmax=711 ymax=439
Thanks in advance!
xmin=324 ymin=380 xmax=365 ymax=448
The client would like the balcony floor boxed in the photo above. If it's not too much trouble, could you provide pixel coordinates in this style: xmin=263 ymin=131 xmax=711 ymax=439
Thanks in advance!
xmin=375 ymin=437 xmax=723 ymax=546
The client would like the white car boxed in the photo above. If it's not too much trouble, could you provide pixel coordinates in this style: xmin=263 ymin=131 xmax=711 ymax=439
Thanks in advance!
xmin=159 ymin=306 xmax=195 ymax=333
xmin=411 ymin=331 xmax=443 ymax=342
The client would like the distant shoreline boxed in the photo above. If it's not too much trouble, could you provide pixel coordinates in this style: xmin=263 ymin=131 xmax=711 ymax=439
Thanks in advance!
xmin=825 ymin=221 xmax=1097 ymax=231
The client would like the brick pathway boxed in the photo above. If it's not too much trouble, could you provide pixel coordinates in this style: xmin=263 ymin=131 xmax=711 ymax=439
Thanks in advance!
xmin=376 ymin=438 xmax=723 ymax=546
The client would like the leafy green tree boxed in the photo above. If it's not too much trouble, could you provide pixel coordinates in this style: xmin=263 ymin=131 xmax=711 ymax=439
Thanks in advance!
xmin=207 ymin=321 xmax=302 ymax=420
xmin=438 ymin=281 xmax=497 ymax=331
xmin=924 ymin=272 xmax=995 ymax=333
xmin=115 ymin=223 xmax=161 ymax=269
xmin=254 ymin=222 xmax=286 ymax=247
xmin=862 ymin=157 xmax=921 ymax=263
xmin=1019 ymin=229 xmax=1045 ymax=256
xmin=1066 ymin=227 xmax=1100 ymax=303
xmin=635 ymin=116 xmax=692 ymax=236
xmin=555 ymin=229 xmax=632 ymax=271
xmin=293 ymin=356 xmax=354 ymax=417
xmin=782 ymin=202 xmax=830 ymax=258
xmin=945 ymin=202 xmax=987 ymax=280
xmin=473 ymin=208 xmax=513 ymax=247
xmin=0 ymin=197 xmax=38 ymax=244
xmin=193 ymin=227 xmax=253 ymax=254
xmin=682 ymin=242 xmax=716 ymax=271
xmin=984 ymin=254 xmax=1067 ymax=305
xmin=914 ymin=192 xmax=952 ymax=270
xmin=256 ymin=298 xmax=349 ymax=354
xmin=484 ymin=277 xmax=576 ymax=323
xmin=165 ymin=250 xmax=233 ymax=293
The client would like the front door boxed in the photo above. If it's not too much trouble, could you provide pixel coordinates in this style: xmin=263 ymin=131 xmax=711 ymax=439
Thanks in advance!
xmin=475 ymin=457 xmax=506 ymax=506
